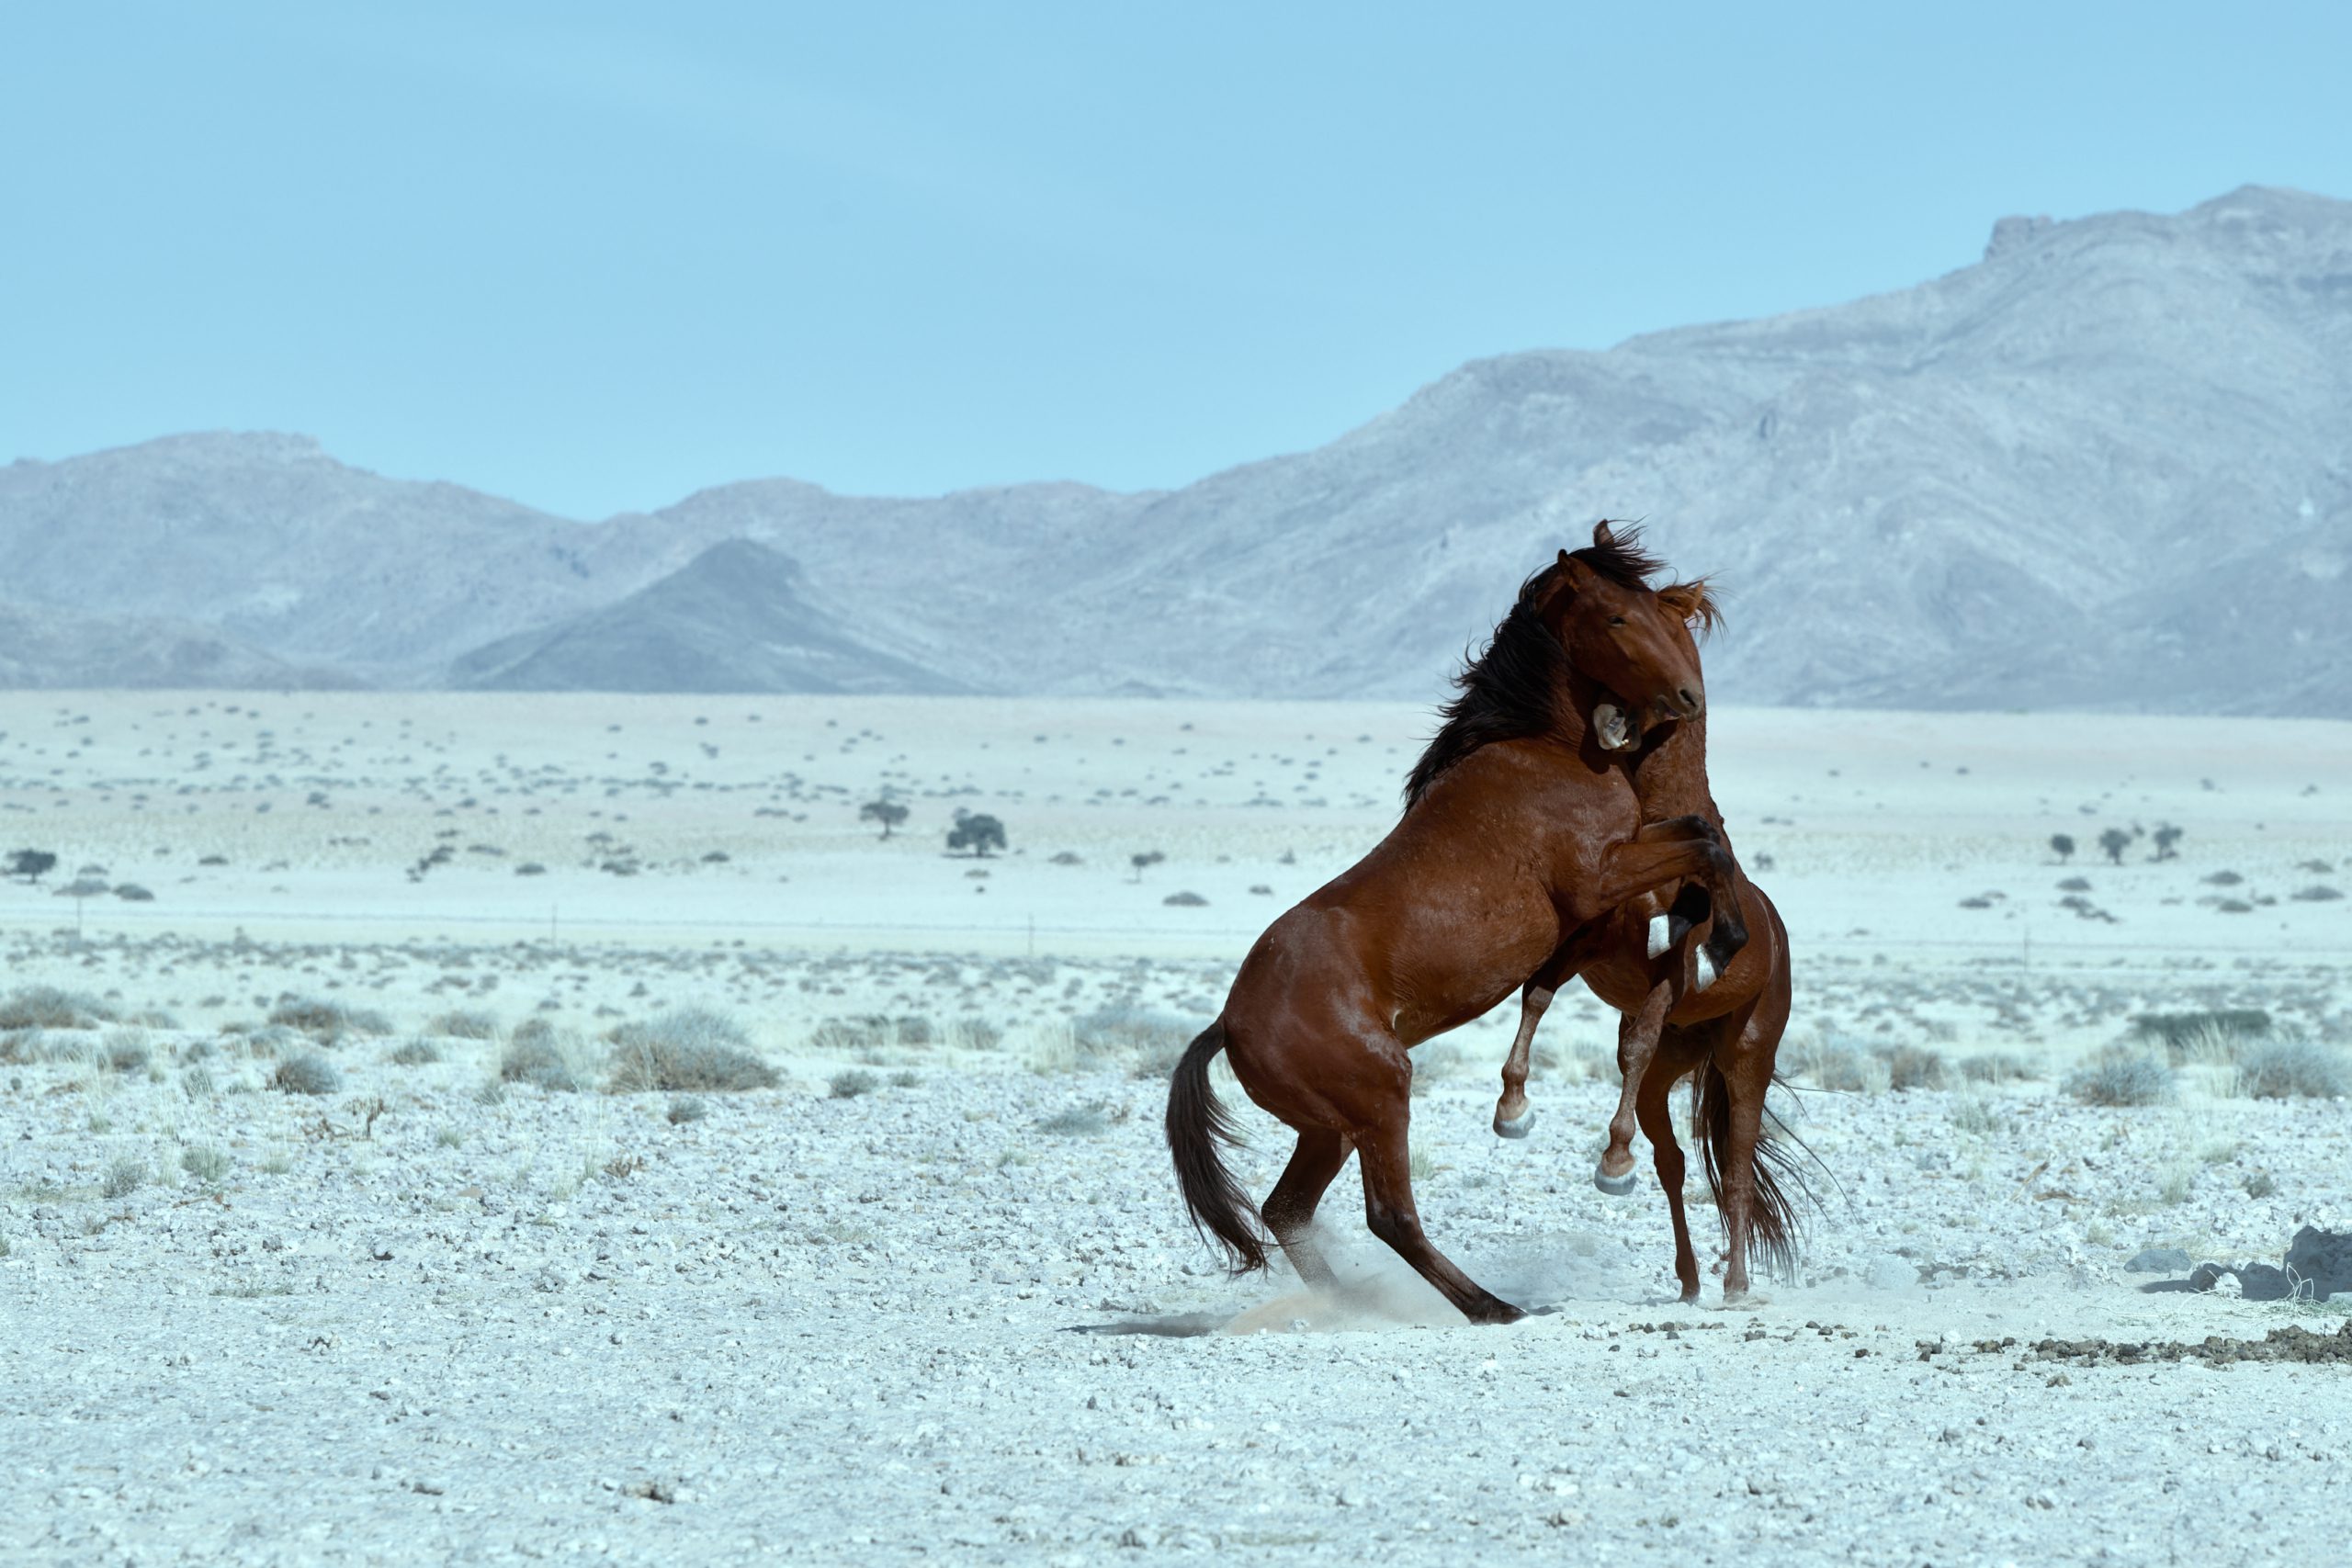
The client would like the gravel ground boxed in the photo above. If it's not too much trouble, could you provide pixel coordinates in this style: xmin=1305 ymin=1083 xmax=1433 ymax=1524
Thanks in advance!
xmin=6 ymin=1032 xmax=2348 ymax=1565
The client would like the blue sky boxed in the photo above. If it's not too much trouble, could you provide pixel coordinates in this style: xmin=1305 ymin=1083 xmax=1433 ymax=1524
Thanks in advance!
xmin=5 ymin=2 xmax=2346 ymax=517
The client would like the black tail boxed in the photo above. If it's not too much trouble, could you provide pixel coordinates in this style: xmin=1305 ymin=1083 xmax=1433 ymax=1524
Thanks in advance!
xmin=1164 ymin=1021 xmax=1269 ymax=1274
xmin=1694 ymin=1061 xmax=1814 ymax=1280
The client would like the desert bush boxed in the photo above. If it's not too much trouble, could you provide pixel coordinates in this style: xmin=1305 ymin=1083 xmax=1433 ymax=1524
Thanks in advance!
xmin=101 ymin=1156 xmax=146 ymax=1201
xmin=1162 ymin=891 xmax=1208 ymax=907
xmin=1959 ymin=1052 xmax=2037 ymax=1084
xmin=181 ymin=1145 xmax=230 ymax=1185
xmin=829 ymin=1068 xmax=879 ymax=1100
xmin=1782 ymin=1034 xmax=1884 ymax=1093
xmin=2233 ymin=1037 xmax=2349 ymax=1100
xmin=888 ymin=1070 xmax=921 ymax=1089
xmin=605 ymin=1009 xmax=778 ymax=1093
xmin=894 ymin=1016 xmax=933 ymax=1046
xmin=1948 ymin=1097 xmax=2008 ymax=1136
xmin=808 ymin=1017 xmax=889 ymax=1054
xmin=102 ymin=1032 xmax=152 ymax=1074
xmin=502 ymin=1032 xmax=585 ymax=1092
xmin=426 ymin=1010 xmax=500 ymax=1040
xmin=2245 ymin=1171 xmax=2278 ymax=1199
xmin=948 ymin=1019 xmax=1003 ymax=1051
xmin=1069 ymin=1006 xmax=1199 ymax=1078
xmin=2290 ymin=885 xmax=2345 ymax=902
xmin=666 ymin=1096 xmax=708 ymax=1125
xmin=390 ymin=1039 xmax=441 ymax=1066
xmin=1874 ymin=1043 xmax=1951 ymax=1091
xmin=2064 ymin=1048 xmax=2170 ymax=1107
xmin=269 ymin=997 xmax=392 ymax=1040
xmin=0 ymin=986 xmax=116 ymax=1031
xmin=1038 ymin=1102 xmax=1113 ymax=1135
xmin=2132 ymin=1010 xmax=2270 ymax=1055
xmin=271 ymin=1052 xmax=342 ymax=1096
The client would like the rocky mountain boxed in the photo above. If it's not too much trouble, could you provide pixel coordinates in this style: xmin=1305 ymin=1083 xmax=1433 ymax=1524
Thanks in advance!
xmin=449 ymin=539 xmax=968 ymax=694
xmin=4 ymin=185 xmax=2346 ymax=712
xmin=0 ymin=602 xmax=356 ymax=690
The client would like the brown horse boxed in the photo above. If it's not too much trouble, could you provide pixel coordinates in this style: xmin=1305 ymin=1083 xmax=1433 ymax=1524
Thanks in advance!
xmin=1491 ymin=654 xmax=1806 ymax=1302
xmin=1165 ymin=528 xmax=1745 ymax=1325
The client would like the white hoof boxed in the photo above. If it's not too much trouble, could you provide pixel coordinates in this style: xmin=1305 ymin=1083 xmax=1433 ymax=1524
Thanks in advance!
xmin=1495 ymin=1108 xmax=1538 ymax=1140
xmin=1594 ymin=1165 xmax=1639 ymax=1197
xmin=1693 ymin=948 xmax=1718 ymax=992
xmin=1647 ymin=914 xmax=1671 ymax=958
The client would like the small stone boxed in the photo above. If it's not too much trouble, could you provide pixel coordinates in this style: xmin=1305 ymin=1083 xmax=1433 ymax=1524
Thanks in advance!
xmin=1865 ymin=1255 xmax=1918 ymax=1292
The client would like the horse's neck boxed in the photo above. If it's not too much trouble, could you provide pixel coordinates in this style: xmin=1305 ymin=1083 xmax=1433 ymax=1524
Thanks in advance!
xmin=1633 ymin=713 xmax=1720 ymax=826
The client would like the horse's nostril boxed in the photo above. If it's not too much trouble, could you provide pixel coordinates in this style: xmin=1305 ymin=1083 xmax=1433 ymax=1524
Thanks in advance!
xmin=1679 ymin=687 xmax=1704 ymax=716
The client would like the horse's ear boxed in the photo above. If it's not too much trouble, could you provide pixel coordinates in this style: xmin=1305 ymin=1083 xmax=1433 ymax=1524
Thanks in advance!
xmin=1657 ymin=579 xmax=1723 ymax=635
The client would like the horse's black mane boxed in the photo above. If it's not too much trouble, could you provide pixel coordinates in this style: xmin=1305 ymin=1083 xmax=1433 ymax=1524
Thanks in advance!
xmin=1402 ymin=527 xmax=1672 ymax=808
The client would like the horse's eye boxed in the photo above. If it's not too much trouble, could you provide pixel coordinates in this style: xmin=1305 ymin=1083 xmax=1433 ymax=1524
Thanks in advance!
xmin=1608 ymin=615 xmax=1626 ymax=626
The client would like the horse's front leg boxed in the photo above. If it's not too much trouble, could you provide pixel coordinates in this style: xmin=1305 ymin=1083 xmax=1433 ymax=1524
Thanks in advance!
xmin=1596 ymin=979 xmax=1674 ymax=1192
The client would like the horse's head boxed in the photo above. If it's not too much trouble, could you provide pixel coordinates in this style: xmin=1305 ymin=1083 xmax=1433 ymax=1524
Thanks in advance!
xmin=1532 ymin=521 xmax=1716 ymax=742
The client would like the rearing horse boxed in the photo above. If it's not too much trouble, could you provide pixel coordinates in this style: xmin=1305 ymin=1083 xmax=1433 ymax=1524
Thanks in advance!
xmin=1165 ymin=532 xmax=1744 ymax=1324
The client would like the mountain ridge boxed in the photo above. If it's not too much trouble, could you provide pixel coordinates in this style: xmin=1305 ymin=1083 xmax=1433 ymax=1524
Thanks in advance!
xmin=4 ymin=185 xmax=2346 ymax=710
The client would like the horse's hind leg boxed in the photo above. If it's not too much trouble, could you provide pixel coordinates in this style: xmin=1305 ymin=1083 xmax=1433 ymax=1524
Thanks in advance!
xmin=1356 ymin=1089 xmax=1524 ymax=1325
xmin=1596 ymin=979 xmax=1673 ymax=1194
xmin=1634 ymin=1050 xmax=1701 ymax=1303
xmin=1261 ymin=1130 xmax=1351 ymax=1293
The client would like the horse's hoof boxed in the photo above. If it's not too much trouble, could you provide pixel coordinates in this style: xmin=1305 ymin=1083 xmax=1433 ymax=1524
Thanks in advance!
xmin=1647 ymin=914 xmax=1671 ymax=958
xmin=1494 ymin=1107 xmax=1537 ymax=1140
xmin=1593 ymin=1165 xmax=1638 ymax=1197
xmin=1693 ymin=947 xmax=1718 ymax=992
xmin=1474 ymin=1300 xmax=1528 ymax=1326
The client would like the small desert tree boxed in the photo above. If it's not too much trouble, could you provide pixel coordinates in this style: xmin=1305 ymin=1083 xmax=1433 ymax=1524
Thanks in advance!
xmin=946 ymin=809 xmax=1007 ymax=858
xmin=53 ymin=875 xmax=108 ymax=936
xmin=1130 ymin=850 xmax=1166 ymax=883
xmin=2098 ymin=827 xmax=2132 ymax=865
xmin=2049 ymin=833 xmax=2075 ymax=864
xmin=7 ymin=850 xmax=57 ymax=884
xmin=859 ymin=799 xmax=910 ymax=840
xmin=2151 ymin=822 xmax=2184 ymax=861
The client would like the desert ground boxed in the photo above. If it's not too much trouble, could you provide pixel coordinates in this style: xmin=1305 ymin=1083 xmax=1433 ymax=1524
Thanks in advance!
xmin=4 ymin=692 xmax=2348 ymax=1563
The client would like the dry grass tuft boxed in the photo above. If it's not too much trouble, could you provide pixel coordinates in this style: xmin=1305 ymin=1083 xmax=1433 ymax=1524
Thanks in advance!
xmin=605 ymin=1009 xmax=778 ymax=1093
xmin=271 ymin=1051 xmax=343 ymax=1096
xmin=0 ymin=986 xmax=117 ymax=1032
xmin=2064 ymin=1048 xmax=2171 ymax=1107
xmin=269 ymin=997 xmax=392 ymax=1041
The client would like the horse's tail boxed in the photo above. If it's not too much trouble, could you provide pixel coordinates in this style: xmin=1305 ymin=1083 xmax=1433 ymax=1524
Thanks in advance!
xmin=1694 ymin=1060 xmax=1804 ymax=1279
xmin=1164 ymin=1021 xmax=1269 ymax=1274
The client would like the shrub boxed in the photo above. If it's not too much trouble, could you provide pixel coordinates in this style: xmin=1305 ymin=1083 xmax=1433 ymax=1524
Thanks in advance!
xmin=502 ymin=1034 xmax=584 ymax=1092
xmin=1875 ymin=1044 xmax=1950 ymax=1091
xmin=113 ymin=883 xmax=155 ymax=902
xmin=666 ymin=1096 xmax=708 ymax=1125
xmin=829 ymin=1069 xmax=879 ymax=1100
xmin=1782 ymin=1035 xmax=1883 ymax=1093
xmin=2290 ymin=885 xmax=2345 ymax=903
xmin=2233 ymin=1037 xmax=2349 ymax=1100
xmin=181 ymin=1145 xmax=230 ymax=1185
xmin=390 ymin=1039 xmax=441 ymax=1066
xmin=1069 ymin=1006 xmax=1199 ymax=1078
xmin=269 ymin=997 xmax=392 ymax=1040
xmin=0 ymin=986 xmax=116 ymax=1031
xmin=271 ymin=1052 xmax=343 ymax=1096
xmin=946 ymin=810 xmax=1007 ymax=857
xmin=2132 ymin=1010 xmax=2270 ymax=1051
xmin=426 ymin=1010 xmax=500 ymax=1040
xmin=605 ymin=1009 xmax=778 ymax=1093
xmin=948 ymin=1018 xmax=1003 ymax=1051
xmin=1038 ymin=1103 xmax=1111 ymax=1136
xmin=2064 ymin=1048 xmax=2170 ymax=1107
xmin=1960 ymin=1052 xmax=2037 ymax=1084
xmin=1162 ymin=891 xmax=1208 ymax=907
xmin=101 ymin=1156 xmax=146 ymax=1201
xmin=102 ymin=1032 xmax=153 ymax=1074
xmin=1948 ymin=1097 xmax=2007 ymax=1136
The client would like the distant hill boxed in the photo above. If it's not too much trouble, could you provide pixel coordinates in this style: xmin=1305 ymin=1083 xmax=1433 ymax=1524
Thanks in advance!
xmin=0 ymin=601 xmax=358 ymax=690
xmin=4 ymin=185 xmax=2346 ymax=713
xmin=449 ymin=539 xmax=967 ymax=694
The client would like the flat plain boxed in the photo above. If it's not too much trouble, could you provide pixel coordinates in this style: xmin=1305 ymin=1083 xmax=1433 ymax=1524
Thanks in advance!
xmin=4 ymin=693 xmax=2348 ymax=1564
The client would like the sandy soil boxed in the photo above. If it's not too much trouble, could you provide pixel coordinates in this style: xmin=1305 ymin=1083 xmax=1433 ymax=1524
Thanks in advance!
xmin=4 ymin=693 xmax=2349 ymax=1562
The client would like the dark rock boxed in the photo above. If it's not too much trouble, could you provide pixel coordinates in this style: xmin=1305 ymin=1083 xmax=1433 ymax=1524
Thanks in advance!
xmin=2285 ymin=1226 xmax=2351 ymax=1301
